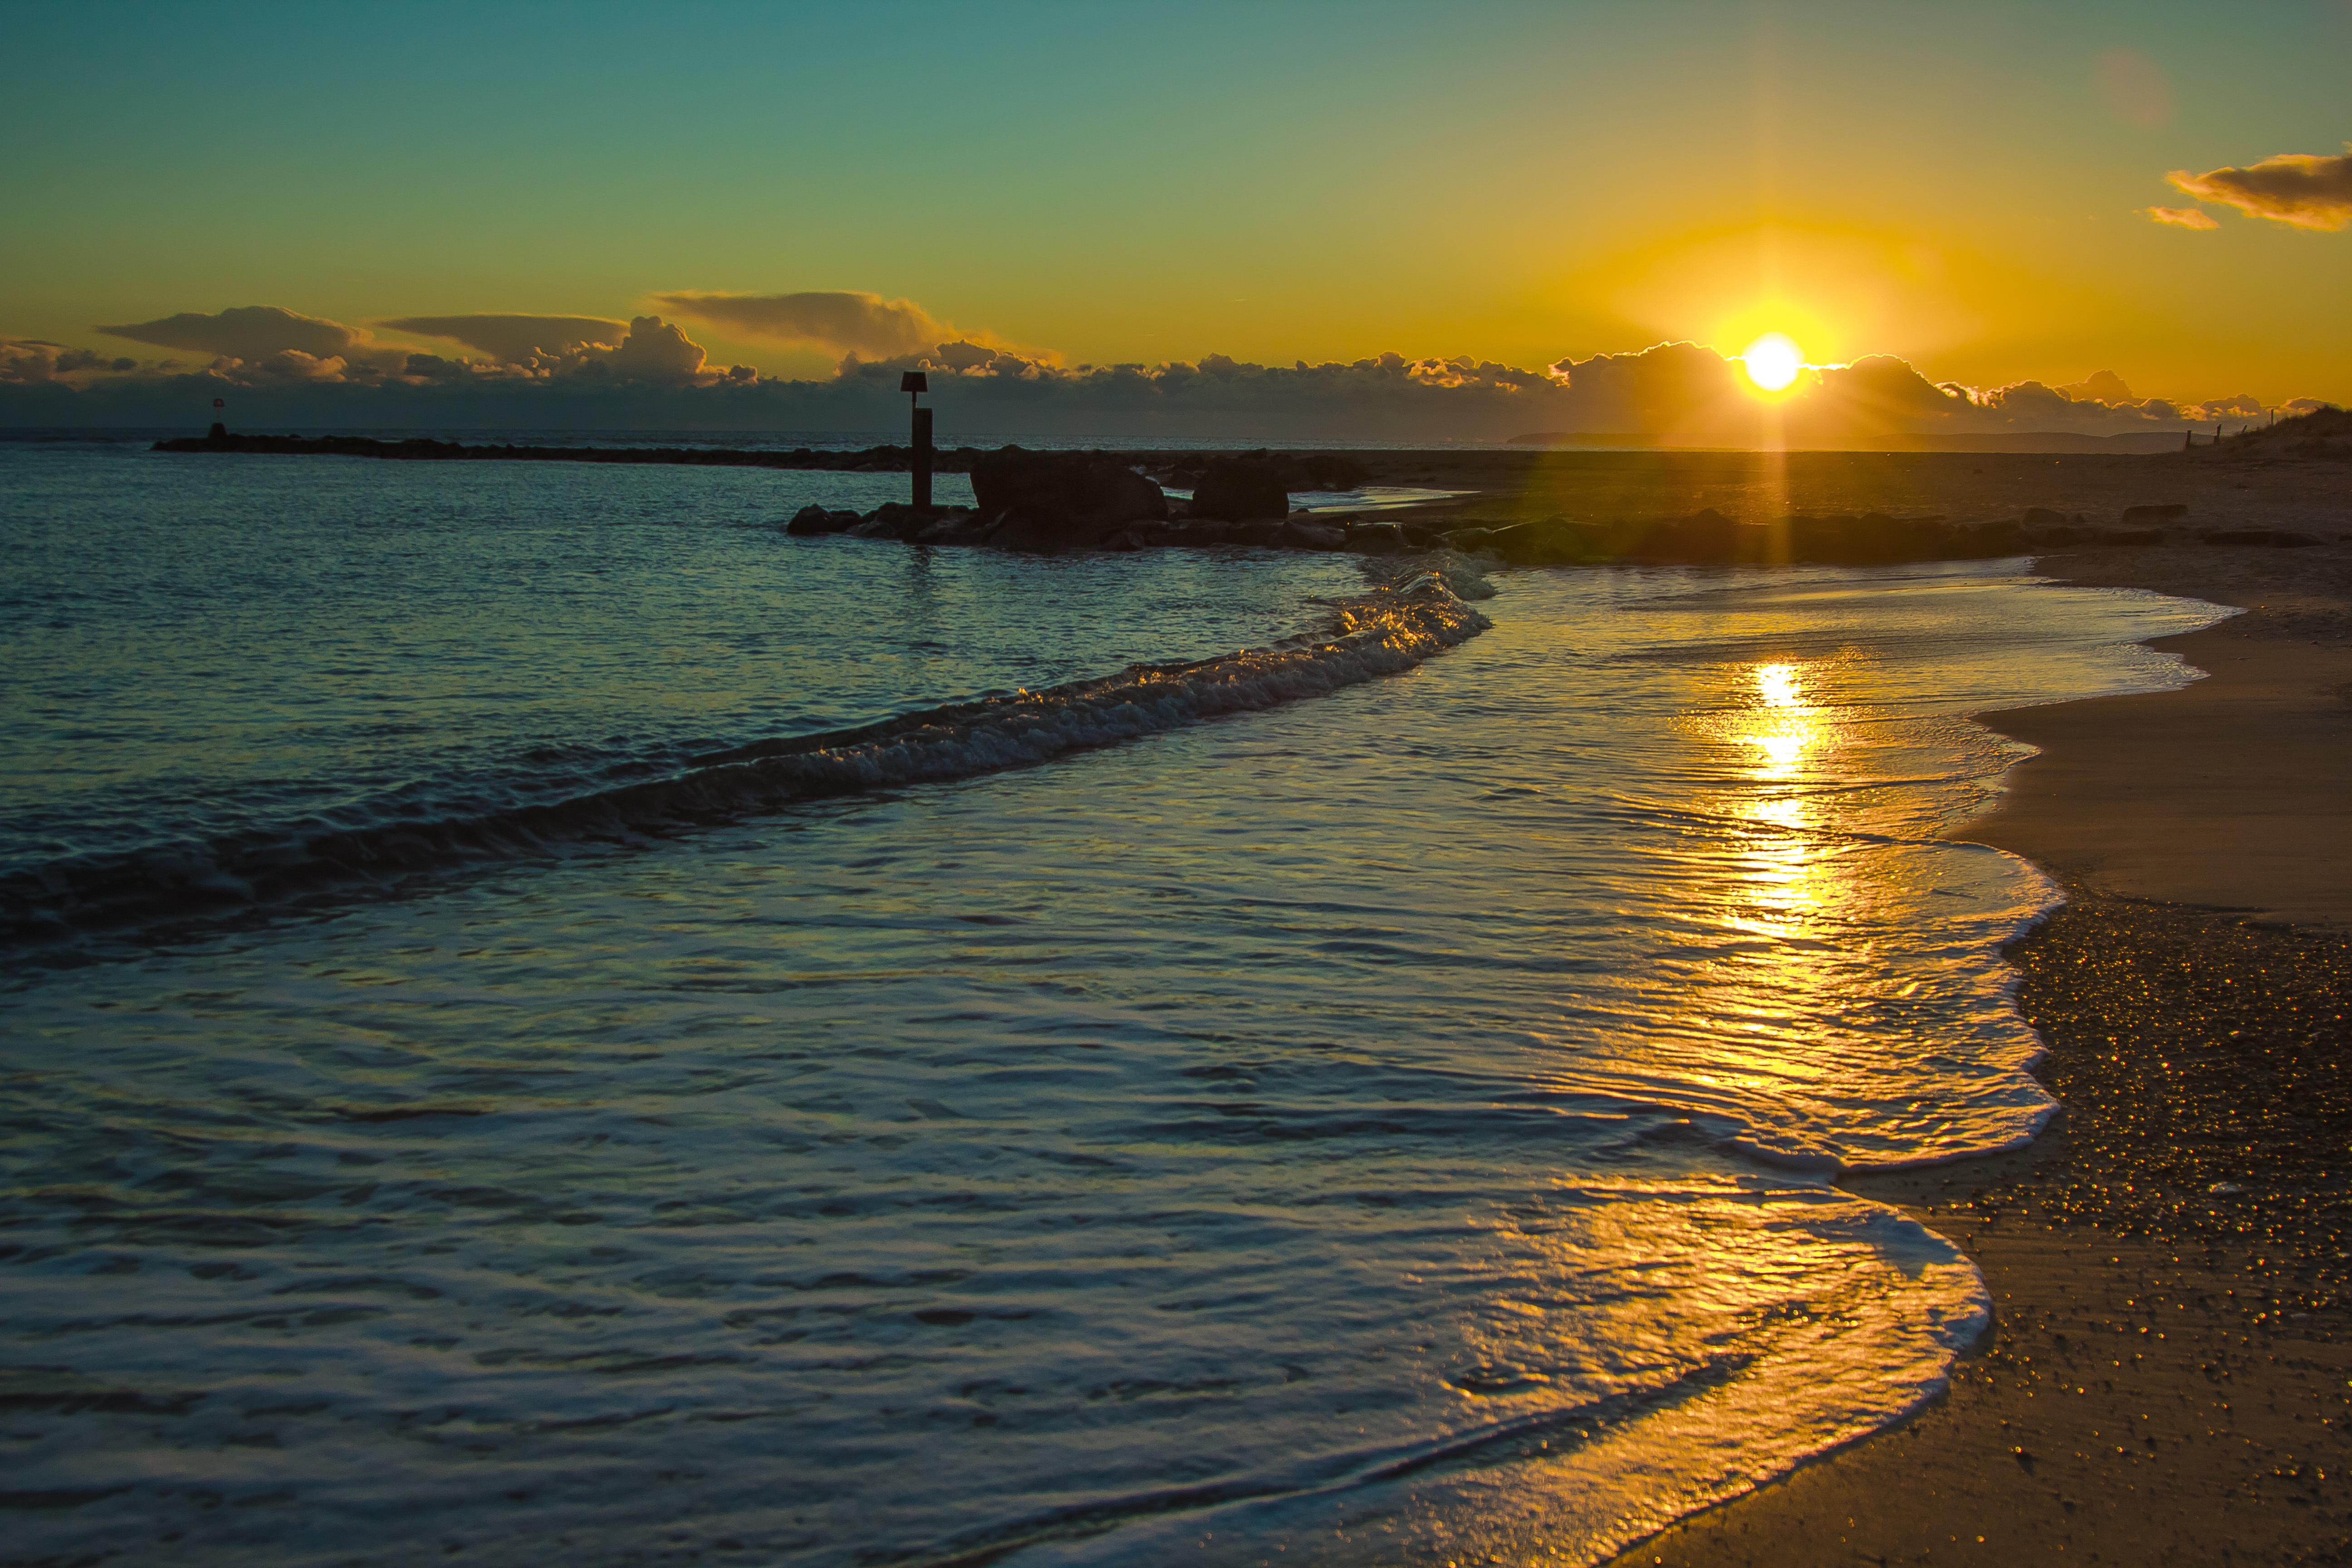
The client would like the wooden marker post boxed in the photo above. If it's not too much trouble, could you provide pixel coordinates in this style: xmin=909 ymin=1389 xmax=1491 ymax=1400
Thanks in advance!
xmin=902 ymin=372 xmax=932 ymax=512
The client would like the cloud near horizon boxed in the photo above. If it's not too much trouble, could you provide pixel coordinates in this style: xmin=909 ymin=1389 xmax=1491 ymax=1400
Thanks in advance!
xmin=8 ymin=310 xmax=2329 ymax=441
xmin=83 ymin=305 xmax=737 ymax=388
xmin=98 ymin=304 xmax=413 ymax=379
xmin=2146 ymin=205 xmax=2220 ymax=230
xmin=652 ymin=290 xmax=1009 ymax=362
xmin=2166 ymin=147 xmax=2352 ymax=231
xmin=384 ymin=314 xmax=631 ymax=365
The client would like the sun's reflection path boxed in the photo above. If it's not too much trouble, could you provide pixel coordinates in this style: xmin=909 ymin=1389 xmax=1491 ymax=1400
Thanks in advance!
xmin=1733 ymin=662 xmax=1828 ymax=916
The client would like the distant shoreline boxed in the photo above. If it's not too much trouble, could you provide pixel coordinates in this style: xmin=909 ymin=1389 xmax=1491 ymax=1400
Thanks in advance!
xmin=1507 ymin=428 xmax=2194 ymax=454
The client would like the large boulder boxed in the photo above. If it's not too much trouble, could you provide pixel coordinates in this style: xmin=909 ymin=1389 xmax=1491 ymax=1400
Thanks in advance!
xmin=969 ymin=448 xmax=1167 ymax=547
xmin=1188 ymin=459 xmax=1289 ymax=521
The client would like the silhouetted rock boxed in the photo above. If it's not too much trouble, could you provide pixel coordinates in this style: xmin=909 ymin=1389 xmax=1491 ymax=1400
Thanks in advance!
xmin=1188 ymin=459 xmax=1289 ymax=521
xmin=2121 ymin=503 xmax=2189 ymax=524
xmin=1277 ymin=519 xmax=1348 ymax=551
xmin=968 ymin=448 xmax=1167 ymax=547
xmin=912 ymin=510 xmax=988 ymax=545
xmin=786 ymin=505 xmax=860 ymax=535
xmin=848 ymin=503 xmax=951 ymax=541
xmin=1344 ymin=521 xmax=1410 ymax=555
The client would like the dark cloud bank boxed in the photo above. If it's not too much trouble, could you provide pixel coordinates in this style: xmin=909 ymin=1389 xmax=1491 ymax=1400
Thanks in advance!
xmin=2 ymin=302 xmax=2327 ymax=446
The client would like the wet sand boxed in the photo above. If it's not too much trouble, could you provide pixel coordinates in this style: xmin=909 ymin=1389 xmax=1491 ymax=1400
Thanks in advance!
xmin=1608 ymin=539 xmax=2352 ymax=1564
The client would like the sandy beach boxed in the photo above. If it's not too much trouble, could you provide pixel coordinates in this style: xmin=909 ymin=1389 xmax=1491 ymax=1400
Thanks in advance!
xmin=1603 ymin=529 xmax=2352 ymax=1562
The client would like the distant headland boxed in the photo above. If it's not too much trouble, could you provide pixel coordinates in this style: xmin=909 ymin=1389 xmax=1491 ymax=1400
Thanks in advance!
xmin=155 ymin=406 xmax=2350 ymax=568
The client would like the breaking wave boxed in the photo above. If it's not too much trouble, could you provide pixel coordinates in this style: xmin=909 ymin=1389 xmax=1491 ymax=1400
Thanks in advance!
xmin=2 ymin=582 xmax=1488 ymax=953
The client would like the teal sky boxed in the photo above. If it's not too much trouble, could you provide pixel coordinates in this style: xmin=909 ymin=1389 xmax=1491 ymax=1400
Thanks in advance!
xmin=5 ymin=0 xmax=2349 ymax=402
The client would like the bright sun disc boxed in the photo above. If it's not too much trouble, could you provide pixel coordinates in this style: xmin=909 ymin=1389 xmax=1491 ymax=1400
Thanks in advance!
xmin=1742 ymin=333 xmax=1803 ymax=392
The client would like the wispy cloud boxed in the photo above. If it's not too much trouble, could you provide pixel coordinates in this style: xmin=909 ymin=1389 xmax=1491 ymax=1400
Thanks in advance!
xmin=652 ymin=290 xmax=968 ymax=359
xmin=2166 ymin=147 xmax=2352 ymax=231
xmin=2145 ymin=205 xmax=2219 ymax=230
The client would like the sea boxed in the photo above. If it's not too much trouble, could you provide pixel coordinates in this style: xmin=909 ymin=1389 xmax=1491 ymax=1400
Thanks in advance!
xmin=0 ymin=436 xmax=2229 ymax=1566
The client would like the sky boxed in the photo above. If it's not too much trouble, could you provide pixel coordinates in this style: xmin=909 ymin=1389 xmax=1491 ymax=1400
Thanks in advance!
xmin=3 ymin=0 xmax=2348 ymax=436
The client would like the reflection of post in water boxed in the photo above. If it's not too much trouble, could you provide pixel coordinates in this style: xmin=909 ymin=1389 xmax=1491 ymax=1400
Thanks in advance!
xmin=902 ymin=371 xmax=932 ymax=512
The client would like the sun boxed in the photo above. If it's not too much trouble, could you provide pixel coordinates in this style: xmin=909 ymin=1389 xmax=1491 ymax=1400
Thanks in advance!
xmin=1740 ymin=333 xmax=1804 ymax=392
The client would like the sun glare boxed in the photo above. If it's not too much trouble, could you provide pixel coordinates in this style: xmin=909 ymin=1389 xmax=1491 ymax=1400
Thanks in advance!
xmin=1741 ymin=333 xmax=1803 ymax=392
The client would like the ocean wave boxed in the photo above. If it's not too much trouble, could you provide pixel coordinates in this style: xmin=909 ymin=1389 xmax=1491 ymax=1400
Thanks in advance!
xmin=1 ymin=582 xmax=1489 ymax=954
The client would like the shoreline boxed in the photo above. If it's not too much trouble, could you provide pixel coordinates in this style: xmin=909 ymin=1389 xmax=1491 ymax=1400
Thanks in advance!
xmin=1612 ymin=543 xmax=2352 ymax=1564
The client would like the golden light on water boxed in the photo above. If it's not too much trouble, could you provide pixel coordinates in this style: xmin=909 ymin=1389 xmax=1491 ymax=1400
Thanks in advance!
xmin=1732 ymin=662 xmax=1828 ymax=919
xmin=1740 ymin=333 xmax=1803 ymax=392
xmin=1743 ymin=662 xmax=1815 ymax=777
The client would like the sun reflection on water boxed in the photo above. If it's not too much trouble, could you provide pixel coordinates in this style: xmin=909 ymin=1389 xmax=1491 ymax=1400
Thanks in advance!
xmin=1730 ymin=661 xmax=1830 ymax=921
xmin=1741 ymin=662 xmax=1818 ymax=781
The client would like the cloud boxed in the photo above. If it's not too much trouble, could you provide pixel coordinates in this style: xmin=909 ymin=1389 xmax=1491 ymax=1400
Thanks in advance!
xmin=1 ymin=338 xmax=137 ymax=385
xmin=98 ymin=304 xmax=392 ymax=363
xmin=2146 ymin=205 xmax=2219 ymax=230
xmin=383 ymin=314 xmax=629 ymax=364
xmin=599 ymin=315 xmax=707 ymax=382
xmin=5 ymin=331 xmax=2325 ymax=445
xmin=2058 ymin=370 xmax=2136 ymax=403
xmin=387 ymin=312 xmax=711 ymax=382
xmin=83 ymin=306 xmax=717 ymax=387
xmin=2166 ymin=147 xmax=2352 ymax=231
xmin=652 ymin=290 xmax=960 ymax=358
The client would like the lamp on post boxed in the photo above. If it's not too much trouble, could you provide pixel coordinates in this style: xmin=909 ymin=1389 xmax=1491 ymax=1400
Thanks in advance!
xmin=901 ymin=372 xmax=932 ymax=513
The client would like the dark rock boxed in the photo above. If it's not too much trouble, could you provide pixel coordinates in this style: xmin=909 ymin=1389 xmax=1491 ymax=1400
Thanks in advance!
xmin=1188 ymin=459 xmax=1289 ymax=521
xmin=1276 ymin=519 xmax=1348 ymax=551
xmin=1344 ymin=521 xmax=1410 ymax=555
xmin=1630 ymin=509 xmax=1742 ymax=561
xmin=2022 ymin=507 xmax=2068 ymax=529
xmin=1281 ymin=453 xmax=1369 ymax=492
xmin=1154 ymin=521 xmax=1229 ymax=548
xmin=2096 ymin=528 xmax=2165 ymax=547
xmin=848 ymin=503 xmax=940 ymax=541
xmin=911 ymin=509 xmax=986 ymax=545
xmin=1223 ymin=520 xmax=1284 ymax=548
xmin=984 ymin=513 xmax=1069 ymax=553
xmin=786 ymin=504 xmax=860 ymax=536
xmin=2200 ymin=528 xmax=2323 ymax=548
xmin=2122 ymin=503 xmax=2189 ymax=524
xmin=1476 ymin=519 xmax=1594 ymax=564
xmin=1961 ymin=518 xmax=2029 ymax=557
xmin=968 ymin=448 xmax=1167 ymax=548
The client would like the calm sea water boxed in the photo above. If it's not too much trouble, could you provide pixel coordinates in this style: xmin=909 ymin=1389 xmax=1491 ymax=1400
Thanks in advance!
xmin=0 ymin=442 xmax=2226 ymax=1566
